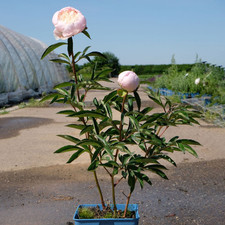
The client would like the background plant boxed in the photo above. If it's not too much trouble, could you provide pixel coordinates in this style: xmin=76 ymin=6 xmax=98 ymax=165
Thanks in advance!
xmin=153 ymin=56 xmax=225 ymax=104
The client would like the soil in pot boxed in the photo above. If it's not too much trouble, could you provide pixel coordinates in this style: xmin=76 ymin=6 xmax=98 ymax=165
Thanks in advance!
xmin=78 ymin=205 xmax=135 ymax=219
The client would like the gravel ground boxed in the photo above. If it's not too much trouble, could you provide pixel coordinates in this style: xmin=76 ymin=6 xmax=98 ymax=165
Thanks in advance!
xmin=0 ymin=159 xmax=224 ymax=225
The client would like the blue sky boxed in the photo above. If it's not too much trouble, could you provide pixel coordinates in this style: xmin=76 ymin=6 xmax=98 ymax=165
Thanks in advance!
xmin=0 ymin=0 xmax=225 ymax=66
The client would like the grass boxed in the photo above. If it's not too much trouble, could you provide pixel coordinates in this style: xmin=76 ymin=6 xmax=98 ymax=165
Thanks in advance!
xmin=0 ymin=107 xmax=9 ymax=115
xmin=18 ymin=98 xmax=49 ymax=109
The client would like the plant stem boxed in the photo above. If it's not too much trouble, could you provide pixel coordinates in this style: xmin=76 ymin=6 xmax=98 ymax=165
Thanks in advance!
xmin=159 ymin=125 xmax=169 ymax=137
xmin=114 ymin=176 xmax=124 ymax=187
xmin=111 ymin=175 xmax=117 ymax=217
xmin=70 ymin=41 xmax=80 ymax=101
xmin=115 ymin=93 xmax=128 ymax=161
xmin=93 ymin=170 xmax=106 ymax=210
xmin=69 ymin=37 xmax=105 ymax=210
xmin=87 ymin=144 xmax=105 ymax=209
xmin=123 ymin=191 xmax=132 ymax=218
xmin=119 ymin=93 xmax=128 ymax=141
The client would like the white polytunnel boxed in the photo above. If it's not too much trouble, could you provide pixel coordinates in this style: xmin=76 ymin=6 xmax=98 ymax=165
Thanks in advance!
xmin=0 ymin=25 xmax=69 ymax=107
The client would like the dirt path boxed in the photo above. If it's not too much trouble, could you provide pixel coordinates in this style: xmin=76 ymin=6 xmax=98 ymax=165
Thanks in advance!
xmin=0 ymin=160 xmax=224 ymax=225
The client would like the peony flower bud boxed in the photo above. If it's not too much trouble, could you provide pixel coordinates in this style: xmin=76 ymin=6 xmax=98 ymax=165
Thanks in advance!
xmin=52 ymin=7 xmax=86 ymax=40
xmin=195 ymin=78 xmax=200 ymax=85
xmin=118 ymin=71 xmax=140 ymax=92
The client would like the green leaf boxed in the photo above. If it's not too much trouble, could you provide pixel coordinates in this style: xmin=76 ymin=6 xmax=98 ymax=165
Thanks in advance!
xmin=55 ymin=88 xmax=69 ymax=97
xmin=153 ymin=155 xmax=177 ymax=167
xmin=142 ymin=174 xmax=152 ymax=185
xmin=102 ymin=102 xmax=112 ymax=118
xmin=100 ymin=161 xmax=119 ymax=168
xmin=58 ymin=53 xmax=70 ymax=61
xmin=141 ymin=113 xmax=164 ymax=128
xmin=147 ymin=93 xmax=164 ymax=108
xmin=147 ymin=168 xmax=168 ymax=179
xmin=113 ymin=167 xmax=119 ymax=175
xmin=82 ymin=46 xmax=91 ymax=56
xmin=71 ymin=84 xmax=76 ymax=99
xmin=82 ymin=29 xmax=91 ymax=39
xmin=95 ymin=69 xmax=113 ymax=79
xmin=85 ymin=51 xmax=107 ymax=59
xmin=93 ymin=98 xmax=99 ymax=107
xmin=50 ymin=95 xmax=59 ymax=104
xmin=54 ymin=82 xmax=72 ymax=89
xmin=66 ymin=124 xmax=86 ymax=130
xmin=129 ymin=115 xmax=140 ymax=131
xmin=134 ymin=91 xmax=141 ymax=112
xmin=177 ymin=139 xmax=201 ymax=146
xmin=76 ymin=139 xmax=102 ymax=148
xmin=122 ymin=171 xmax=127 ymax=178
xmin=57 ymin=135 xmax=80 ymax=144
xmin=103 ymin=90 xmax=117 ymax=103
xmin=184 ymin=145 xmax=198 ymax=157
xmin=145 ymin=164 xmax=167 ymax=170
xmin=41 ymin=42 xmax=67 ymax=59
xmin=80 ymin=125 xmax=93 ymax=135
xmin=96 ymin=135 xmax=113 ymax=159
xmin=57 ymin=110 xmax=75 ymax=115
xmin=84 ymin=55 xmax=92 ymax=63
xmin=40 ymin=93 xmax=58 ymax=102
xmin=92 ymin=148 xmax=102 ymax=162
xmin=67 ymin=149 xmax=86 ymax=163
xmin=178 ymin=143 xmax=186 ymax=153
xmin=74 ymin=51 xmax=82 ymax=60
xmin=50 ymin=59 xmax=70 ymax=65
xmin=91 ymin=63 xmax=97 ymax=80
xmin=67 ymin=37 xmax=73 ymax=57
xmin=128 ymin=172 xmax=136 ymax=193
xmin=130 ymin=158 xmax=158 ymax=164
xmin=54 ymin=145 xmax=82 ymax=153
xmin=119 ymin=154 xmax=131 ymax=166
xmin=128 ymin=98 xmax=133 ymax=112
xmin=141 ymin=107 xmax=153 ymax=115
xmin=169 ymin=136 xmax=179 ymax=143
xmin=68 ymin=110 xmax=106 ymax=119
xmin=88 ymin=160 xmax=99 ymax=171
xmin=92 ymin=117 xmax=99 ymax=135
xmin=134 ymin=172 xmax=144 ymax=189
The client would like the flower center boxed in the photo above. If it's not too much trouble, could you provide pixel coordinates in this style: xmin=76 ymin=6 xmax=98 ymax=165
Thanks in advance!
xmin=58 ymin=8 xmax=78 ymax=24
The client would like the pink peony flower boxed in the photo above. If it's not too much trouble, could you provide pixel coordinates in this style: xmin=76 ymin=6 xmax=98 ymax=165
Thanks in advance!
xmin=52 ymin=7 xmax=86 ymax=40
xmin=118 ymin=71 xmax=140 ymax=92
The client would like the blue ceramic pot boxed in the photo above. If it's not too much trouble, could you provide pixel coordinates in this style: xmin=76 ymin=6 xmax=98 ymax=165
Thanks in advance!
xmin=73 ymin=204 xmax=139 ymax=225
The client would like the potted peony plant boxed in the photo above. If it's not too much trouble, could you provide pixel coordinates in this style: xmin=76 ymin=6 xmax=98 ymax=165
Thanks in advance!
xmin=41 ymin=6 xmax=201 ymax=225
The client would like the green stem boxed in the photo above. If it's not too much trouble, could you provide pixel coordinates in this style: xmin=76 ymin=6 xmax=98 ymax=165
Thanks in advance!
xmin=119 ymin=93 xmax=128 ymax=141
xmin=70 ymin=39 xmax=80 ymax=101
xmin=112 ymin=93 xmax=127 ymax=216
xmin=87 ymin=147 xmax=105 ymax=209
xmin=123 ymin=191 xmax=132 ymax=218
xmin=94 ymin=170 xmax=106 ymax=210
xmin=115 ymin=93 xmax=128 ymax=161
xmin=68 ymin=38 xmax=105 ymax=210
xmin=111 ymin=175 xmax=117 ymax=217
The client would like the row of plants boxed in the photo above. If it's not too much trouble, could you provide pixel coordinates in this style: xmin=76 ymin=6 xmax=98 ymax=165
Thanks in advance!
xmin=120 ymin=63 xmax=193 ymax=76
xmin=153 ymin=57 xmax=225 ymax=104
xmin=71 ymin=53 xmax=194 ymax=79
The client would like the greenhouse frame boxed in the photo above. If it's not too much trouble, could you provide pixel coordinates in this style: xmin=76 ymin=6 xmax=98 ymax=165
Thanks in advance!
xmin=0 ymin=25 xmax=69 ymax=107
